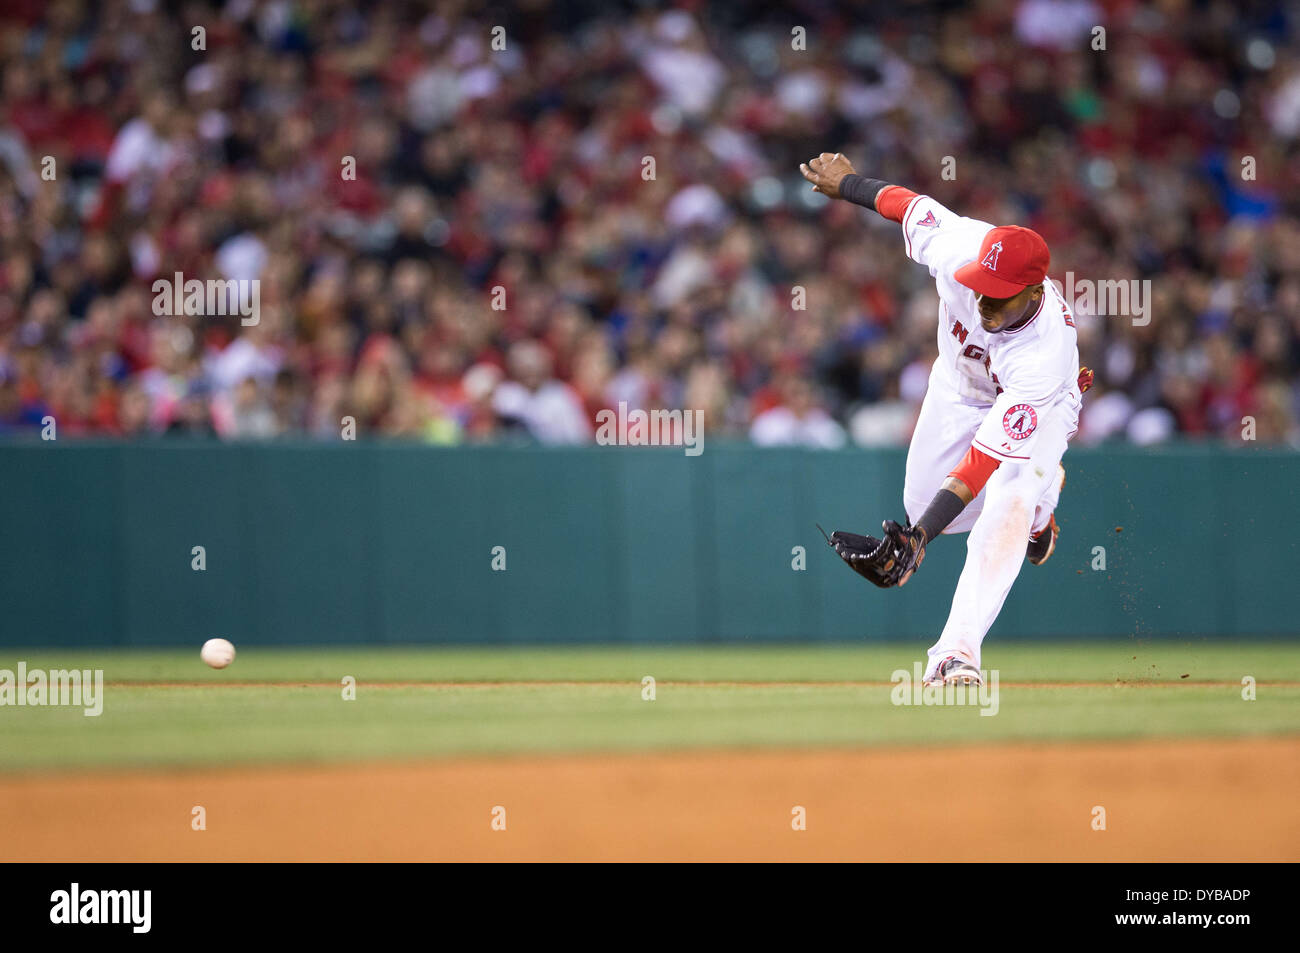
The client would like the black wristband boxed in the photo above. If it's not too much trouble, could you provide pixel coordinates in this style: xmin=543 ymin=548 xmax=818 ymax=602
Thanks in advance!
xmin=839 ymin=174 xmax=891 ymax=210
xmin=915 ymin=488 xmax=967 ymax=542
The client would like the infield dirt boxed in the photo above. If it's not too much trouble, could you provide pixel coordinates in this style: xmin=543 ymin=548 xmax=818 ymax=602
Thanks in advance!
xmin=3 ymin=736 xmax=1297 ymax=861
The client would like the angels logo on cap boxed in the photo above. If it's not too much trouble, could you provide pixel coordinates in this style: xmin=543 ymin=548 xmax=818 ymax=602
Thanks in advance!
xmin=1002 ymin=403 xmax=1038 ymax=440
xmin=981 ymin=241 xmax=1002 ymax=270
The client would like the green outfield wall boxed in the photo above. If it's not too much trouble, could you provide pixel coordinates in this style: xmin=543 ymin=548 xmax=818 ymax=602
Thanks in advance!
xmin=1 ymin=440 xmax=1296 ymax=646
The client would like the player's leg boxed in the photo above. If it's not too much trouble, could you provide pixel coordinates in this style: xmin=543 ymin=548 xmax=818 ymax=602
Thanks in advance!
xmin=903 ymin=380 xmax=986 ymax=534
xmin=923 ymin=411 xmax=1072 ymax=676
xmin=1026 ymin=395 xmax=1080 ymax=561
xmin=1030 ymin=464 xmax=1064 ymax=536
xmin=1026 ymin=463 xmax=1066 ymax=564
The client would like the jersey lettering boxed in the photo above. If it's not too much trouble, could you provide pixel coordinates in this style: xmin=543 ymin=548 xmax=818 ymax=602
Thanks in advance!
xmin=951 ymin=320 xmax=969 ymax=344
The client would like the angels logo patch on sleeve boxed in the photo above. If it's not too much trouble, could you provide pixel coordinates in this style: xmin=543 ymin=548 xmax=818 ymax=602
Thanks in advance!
xmin=1002 ymin=403 xmax=1038 ymax=440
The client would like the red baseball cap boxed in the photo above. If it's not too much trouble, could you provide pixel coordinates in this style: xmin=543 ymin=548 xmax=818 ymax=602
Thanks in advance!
xmin=953 ymin=225 xmax=1050 ymax=298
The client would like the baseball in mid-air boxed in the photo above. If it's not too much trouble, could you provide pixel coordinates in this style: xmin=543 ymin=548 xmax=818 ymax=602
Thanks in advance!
xmin=200 ymin=638 xmax=236 ymax=669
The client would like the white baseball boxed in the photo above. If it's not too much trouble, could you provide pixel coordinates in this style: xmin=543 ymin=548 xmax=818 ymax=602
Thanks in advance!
xmin=200 ymin=638 xmax=236 ymax=669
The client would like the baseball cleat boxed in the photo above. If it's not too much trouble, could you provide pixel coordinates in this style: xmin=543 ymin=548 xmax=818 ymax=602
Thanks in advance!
xmin=1027 ymin=465 xmax=1065 ymax=565
xmin=923 ymin=655 xmax=984 ymax=687
xmin=1027 ymin=513 xmax=1058 ymax=565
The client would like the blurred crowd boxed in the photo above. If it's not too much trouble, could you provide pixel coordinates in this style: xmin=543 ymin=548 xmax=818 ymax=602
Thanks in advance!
xmin=1 ymin=0 xmax=1299 ymax=447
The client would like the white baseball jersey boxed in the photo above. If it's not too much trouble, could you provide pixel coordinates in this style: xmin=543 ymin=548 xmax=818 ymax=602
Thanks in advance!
xmin=898 ymin=195 xmax=1082 ymax=464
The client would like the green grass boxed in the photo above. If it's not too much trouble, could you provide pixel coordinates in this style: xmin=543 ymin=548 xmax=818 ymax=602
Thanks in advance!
xmin=0 ymin=642 xmax=1297 ymax=772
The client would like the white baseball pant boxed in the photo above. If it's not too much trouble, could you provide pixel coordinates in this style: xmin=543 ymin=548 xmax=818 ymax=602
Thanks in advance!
xmin=903 ymin=379 xmax=1076 ymax=675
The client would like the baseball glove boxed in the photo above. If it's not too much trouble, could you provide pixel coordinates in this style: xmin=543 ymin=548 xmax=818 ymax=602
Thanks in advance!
xmin=819 ymin=522 xmax=927 ymax=589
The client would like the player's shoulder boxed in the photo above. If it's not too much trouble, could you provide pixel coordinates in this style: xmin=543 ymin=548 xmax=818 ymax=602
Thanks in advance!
xmin=903 ymin=196 xmax=993 ymax=267
xmin=1038 ymin=278 xmax=1079 ymax=344
xmin=902 ymin=195 xmax=992 ymax=235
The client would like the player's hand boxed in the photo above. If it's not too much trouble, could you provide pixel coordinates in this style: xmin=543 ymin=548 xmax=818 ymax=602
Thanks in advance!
xmin=799 ymin=152 xmax=856 ymax=199
xmin=881 ymin=520 xmax=927 ymax=587
xmin=821 ymin=525 xmax=894 ymax=589
xmin=819 ymin=521 xmax=924 ymax=589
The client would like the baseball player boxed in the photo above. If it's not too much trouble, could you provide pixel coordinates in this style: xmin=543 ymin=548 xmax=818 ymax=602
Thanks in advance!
xmin=800 ymin=152 xmax=1092 ymax=686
